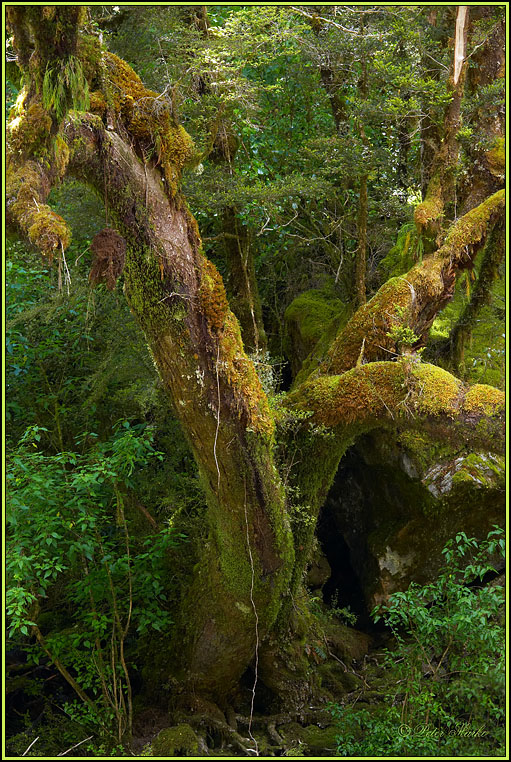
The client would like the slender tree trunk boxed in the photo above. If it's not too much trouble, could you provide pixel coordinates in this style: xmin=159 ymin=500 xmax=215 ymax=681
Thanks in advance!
xmin=222 ymin=206 xmax=267 ymax=353
xmin=415 ymin=5 xmax=470 ymax=247
xmin=355 ymin=174 xmax=367 ymax=306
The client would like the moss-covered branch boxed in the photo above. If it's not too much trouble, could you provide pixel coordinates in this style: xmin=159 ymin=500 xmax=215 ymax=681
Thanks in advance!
xmin=288 ymin=361 xmax=505 ymax=454
xmin=5 ymin=6 xmax=86 ymax=255
xmin=315 ymin=189 xmax=504 ymax=378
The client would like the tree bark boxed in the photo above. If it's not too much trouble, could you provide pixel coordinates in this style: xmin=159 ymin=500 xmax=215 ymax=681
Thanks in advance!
xmin=414 ymin=6 xmax=470 ymax=248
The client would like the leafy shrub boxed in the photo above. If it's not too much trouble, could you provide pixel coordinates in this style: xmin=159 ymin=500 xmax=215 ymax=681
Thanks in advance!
xmin=330 ymin=527 xmax=505 ymax=757
xmin=6 ymin=421 xmax=185 ymax=746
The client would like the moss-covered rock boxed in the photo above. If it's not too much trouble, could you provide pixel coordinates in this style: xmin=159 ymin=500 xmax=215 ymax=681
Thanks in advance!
xmin=280 ymin=720 xmax=340 ymax=755
xmin=322 ymin=431 xmax=505 ymax=610
xmin=284 ymin=286 xmax=349 ymax=380
xmin=151 ymin=724 xmax=200 ymax=757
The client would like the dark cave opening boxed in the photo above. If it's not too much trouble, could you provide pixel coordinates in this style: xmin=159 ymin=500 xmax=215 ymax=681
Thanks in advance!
xmin=316 ymin=506 xmax=374 ymax=631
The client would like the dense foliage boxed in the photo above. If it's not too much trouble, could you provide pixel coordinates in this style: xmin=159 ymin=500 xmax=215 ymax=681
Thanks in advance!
xmin=330 ymin=528 xmax=505 ymax=757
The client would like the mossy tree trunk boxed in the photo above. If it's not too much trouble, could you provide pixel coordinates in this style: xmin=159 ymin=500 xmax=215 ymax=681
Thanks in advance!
xmin=414 ymin=5 xmax=470 ymax=249
xmin=6 ymin=6 xmax=506 ymax=710
xmin=457 ymin=6 xmax=505 ymax=215
xmin=221 ymin=205 xmax=267 ymax=353
xmin=354 ymin=54 xmax=369 ymax=307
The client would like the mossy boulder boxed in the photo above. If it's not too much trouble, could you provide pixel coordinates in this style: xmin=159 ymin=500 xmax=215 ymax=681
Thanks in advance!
xmin=280 ymin=721 xmax=339 ymax=755
xmin=322 ymin=431 xmax=505 ymax=610
xmin=284 ymin=286 xmax=349 ymax=379
xmin=151 ymin=724 xmax=200 ymax=757
xmin=324 ymin=622 xmax=372 ymax=664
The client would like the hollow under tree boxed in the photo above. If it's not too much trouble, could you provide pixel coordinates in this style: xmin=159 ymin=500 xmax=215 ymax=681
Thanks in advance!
xmin=6 ymin=6 xmax=505 ymax=711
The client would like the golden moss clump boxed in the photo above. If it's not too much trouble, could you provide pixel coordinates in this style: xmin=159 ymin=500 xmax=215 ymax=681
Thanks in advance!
xmin=7 ymin=162 xmax=49 ymax=225
xmin=414 ymin=174 xmax=443 ymax=231
xmin=7 ymin=161 xmax=71 ymax=257
xmin=435 ymin=189 xmax=505 ymax=262
xmin=200 ymin=259 xmax=229 ymax=333
xmin=463 ymin=384 xmax=505 ymax=416
xmin=486 ymin=137 xmax=505 ymax=176
xmin=7 ymin=102 xmax=52 ymax=156
xmin=104 ymin=52 xmax=195 ymax=198
xmin=88 ymin=90 xmax=107 ymax=116
xmin=54 ymin=134 xmax=70 ymax=176
xmin=220 ymin=311 xmax=274 ymax=437
xmin=412 ymin=363 xmax=460 ymax=416
xmin=290 ymin=363 xmax=406 ymax=429
xmin=42 ymin=6 xmax=56 ymax=21
xmin=160 ymin=125 xmax=195 ymax=197
xmin=28 ymin=208 xmax=71 ymax=255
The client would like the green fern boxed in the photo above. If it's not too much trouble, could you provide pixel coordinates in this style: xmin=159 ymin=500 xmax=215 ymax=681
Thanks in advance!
xmin=42 ymin=57 xmax=89 ymax=121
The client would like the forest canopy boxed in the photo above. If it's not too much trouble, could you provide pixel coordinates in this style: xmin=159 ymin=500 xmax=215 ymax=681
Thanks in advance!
xmin=5 ymin=4 xmax=506 ymax=758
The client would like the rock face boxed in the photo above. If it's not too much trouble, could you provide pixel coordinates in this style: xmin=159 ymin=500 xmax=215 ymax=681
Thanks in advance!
xmin=319 ymin=430 xmax=505 ymax=612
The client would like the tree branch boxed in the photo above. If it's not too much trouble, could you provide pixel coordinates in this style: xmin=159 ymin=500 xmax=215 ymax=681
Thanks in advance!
xmin=316 ymin=190 xmax=505 ymax=378
xmin=288 ymin=360 xmax=505 ymax=453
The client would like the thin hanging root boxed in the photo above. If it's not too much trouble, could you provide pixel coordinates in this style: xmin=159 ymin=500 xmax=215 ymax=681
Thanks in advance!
xmin=244 ymin=480 xmax=259 ymax=757
xmin=61 ymin=241 xmax=71 ymax=295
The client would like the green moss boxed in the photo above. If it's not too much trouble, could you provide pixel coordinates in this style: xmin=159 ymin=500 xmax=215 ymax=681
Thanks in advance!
xmin=380 ymin=223 xmax=423 ymax=278
xmin=285 ymin=286 xmax=350 ymax=382
xmin=486 ymin=137 xmax=505 ymax=176
xmin=151 ymin=724 xmax=199 ymax=757
xmin=76 ymin=33 xmax=103 ymax=84
xmin=280 ymin=721 xmax=340 ymax=754
xmin=412 ymin=364 xmax=460 ymax=416
xmin=435 ymin=189 xmax=505 ymax=262
xmin=397 ymin=430 xmax=449 ymax=476
xmin=428 ymin=244 xmax=505 ymax=388
xmin=285 ymin=287 xmax=346 ymax=351
xmin=463 ymin=384 xmax=505 ymax=416
xmin=451 ymin=452 xmax=505 ymax=490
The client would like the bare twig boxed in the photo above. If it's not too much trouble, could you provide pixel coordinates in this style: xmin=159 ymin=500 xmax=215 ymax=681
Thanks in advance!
xmin=22 ymin=737 xmax=39 ymax=756
xmin=57 ymin=736 xmax=94 ymax=756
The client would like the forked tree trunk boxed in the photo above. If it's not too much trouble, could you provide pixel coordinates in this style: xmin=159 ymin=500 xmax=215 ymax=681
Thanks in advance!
xmin=6 ymin=5 xmax=506 ymax=711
